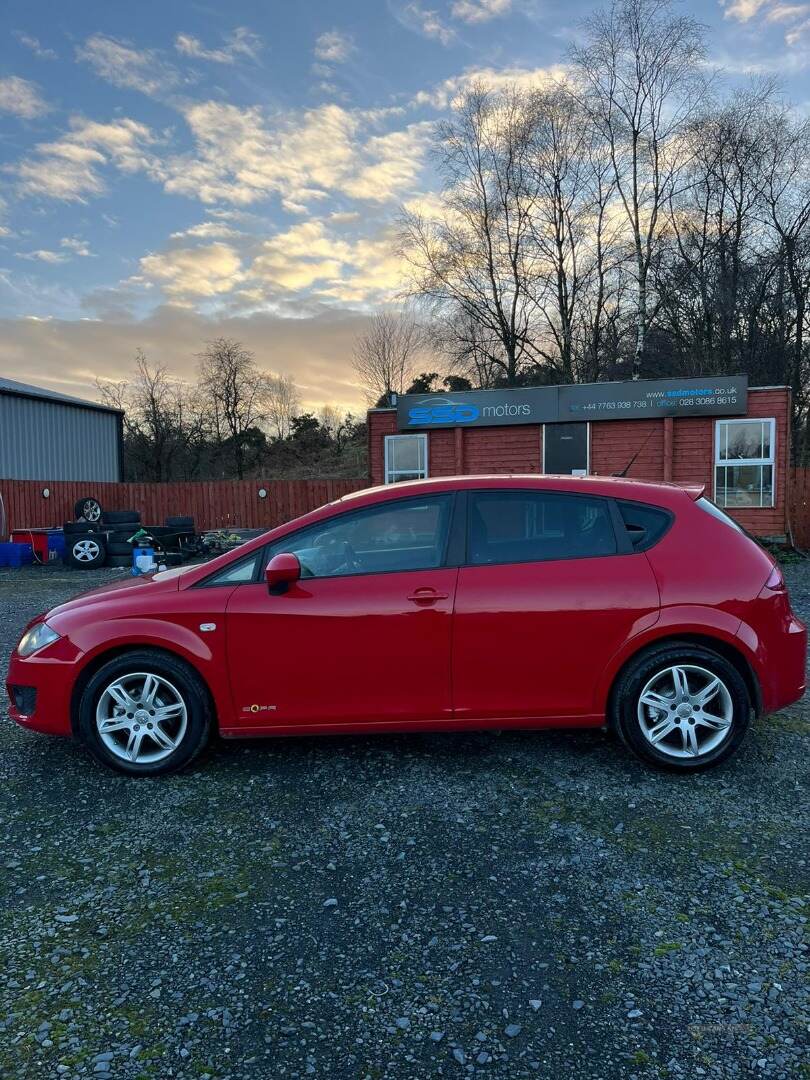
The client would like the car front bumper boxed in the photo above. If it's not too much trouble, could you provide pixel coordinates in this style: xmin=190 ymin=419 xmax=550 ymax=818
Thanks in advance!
xmin=5 ymin=640 xmax=81 ymax=737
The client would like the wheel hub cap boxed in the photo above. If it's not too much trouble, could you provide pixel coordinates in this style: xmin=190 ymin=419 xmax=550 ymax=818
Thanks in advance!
xmin=637 ymin=664 xmax=734 ymax=760
xmin=95 ymin=672 xmax=187 ymax=764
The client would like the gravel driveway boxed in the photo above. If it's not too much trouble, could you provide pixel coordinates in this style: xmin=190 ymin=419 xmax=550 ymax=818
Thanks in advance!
xmin=0 ymin=563 xmax=807 ymax=1080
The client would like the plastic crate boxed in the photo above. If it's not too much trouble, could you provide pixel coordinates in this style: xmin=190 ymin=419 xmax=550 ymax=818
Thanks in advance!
xmin=47 ymin=531 xmax=66 ymax=561
xmin=0 ymin=542 xmax=33 ymax=568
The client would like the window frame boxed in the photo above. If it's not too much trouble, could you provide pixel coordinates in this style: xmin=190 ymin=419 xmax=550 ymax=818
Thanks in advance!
xmin=384 ymin=433 xmax=428 ymax=484
xmin=714 ymin=418 xmax=776 ymax=509
xmin=464 ymin=487 xmax=625 ymax=568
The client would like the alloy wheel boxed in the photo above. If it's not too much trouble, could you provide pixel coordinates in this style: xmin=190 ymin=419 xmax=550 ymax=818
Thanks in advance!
xmin=73 ymin=539 xmax=101 ymax=563
xmin=96 ymin=672 xmax=188 ymax=764
xmin=637 ymin=664 xmax=734 ymax=760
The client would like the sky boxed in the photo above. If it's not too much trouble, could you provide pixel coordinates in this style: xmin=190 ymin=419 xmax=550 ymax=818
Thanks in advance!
xmin=1 ymin=0 xmax=808 ymax=415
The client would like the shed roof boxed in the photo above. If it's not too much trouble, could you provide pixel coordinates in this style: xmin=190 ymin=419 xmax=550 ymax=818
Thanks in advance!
xmin=0 ymin=376 xmax=123 ymax=414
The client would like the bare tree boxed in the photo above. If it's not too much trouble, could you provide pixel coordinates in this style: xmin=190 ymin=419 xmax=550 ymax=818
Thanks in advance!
xmin=97 ymin=350 xmax=206 ymax=481
xmin=266 ymin=373 xmax=300 ymax=440
xmin=198 ymin=338 xmax=267 ymax=478
xmin=431 ymin=308 xmax=506 ymax=388
xmin=527 ymin=87 xmax=597 ymax=383
xmin=755 ymin=103 xmax=810 ymax=412
xmin=400 ymin=84 xmax=539 ymax=386
xmin=572 ymin=0 xmax=710 ymax=377
xmin=352 ymin=310 xmax=424 ymax=404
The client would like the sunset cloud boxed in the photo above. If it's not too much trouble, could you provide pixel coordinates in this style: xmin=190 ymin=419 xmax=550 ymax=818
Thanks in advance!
xmin=138 ymin=242 xmax=246 ymax=302
xmin=11 ymin=116 xmax=156 ymax=201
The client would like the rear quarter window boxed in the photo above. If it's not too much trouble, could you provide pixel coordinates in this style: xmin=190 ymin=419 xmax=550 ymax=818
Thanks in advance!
xmin=617 ymin=500 xmax=673 ymax=552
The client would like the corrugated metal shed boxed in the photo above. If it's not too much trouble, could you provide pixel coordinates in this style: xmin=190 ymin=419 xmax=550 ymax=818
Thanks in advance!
xmin=0 ymin=378 xmax=123 ymax=482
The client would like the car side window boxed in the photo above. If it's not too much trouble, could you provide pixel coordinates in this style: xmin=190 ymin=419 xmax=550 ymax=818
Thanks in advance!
xmin=617 ymin=500 xmax=673 ymax=551
xmin=266 ymin=495 xmax=453 ymax=578
xmin=201 ymin=549 xmax=262 ymax=586
xmin=468 ymin=490 xmax=617 ymax=566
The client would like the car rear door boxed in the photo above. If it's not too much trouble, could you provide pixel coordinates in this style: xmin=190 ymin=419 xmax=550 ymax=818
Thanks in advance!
xmin=224 ymin=493 xmax=461 ymax=731
xmin=451 ymin=489 xmax=660 ymax=722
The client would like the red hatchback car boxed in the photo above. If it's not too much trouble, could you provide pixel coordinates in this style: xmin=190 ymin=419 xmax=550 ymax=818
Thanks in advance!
xmin=7 ymin=476 xmax=806 ymax=776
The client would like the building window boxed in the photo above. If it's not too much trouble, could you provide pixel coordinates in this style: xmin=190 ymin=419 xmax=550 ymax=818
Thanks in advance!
xmin=715 ymin=418 xmax=775 ymax=508
xmin=384 ymin=434 xmax=428 ymax=484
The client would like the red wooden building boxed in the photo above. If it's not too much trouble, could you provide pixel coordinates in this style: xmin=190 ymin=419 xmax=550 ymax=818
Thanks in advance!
xmin=368 ymin=376 xmax=791 ymax=541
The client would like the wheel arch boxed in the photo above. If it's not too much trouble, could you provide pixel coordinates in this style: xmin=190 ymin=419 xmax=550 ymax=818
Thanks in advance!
xmin=605 ymin=633 xmax=762 ymax=729
xmin=69 ymin=644 xmax=219 ymax=738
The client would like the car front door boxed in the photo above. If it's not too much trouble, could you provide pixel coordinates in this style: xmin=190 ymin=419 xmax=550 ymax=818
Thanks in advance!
xmin=452 ymin=489 xmax=660 ymax=722
xmin=224 ymin=493 xmax=459 ymax=731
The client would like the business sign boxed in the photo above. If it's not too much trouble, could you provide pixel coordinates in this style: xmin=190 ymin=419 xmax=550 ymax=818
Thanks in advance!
xmin=397 ymin=375 xmax=748 ymax=430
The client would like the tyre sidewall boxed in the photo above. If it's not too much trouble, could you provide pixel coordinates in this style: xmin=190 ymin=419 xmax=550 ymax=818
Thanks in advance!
xmin=615 ymin=645 xmax=751 ymax=771
xmin=78 ymin=651 xmax=211 ymax=776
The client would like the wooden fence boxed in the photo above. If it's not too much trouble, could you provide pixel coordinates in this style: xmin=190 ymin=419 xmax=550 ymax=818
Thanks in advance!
xmin=789 ymin=467 xmax=810 ymax=549
xmin=0 ymin=478 xmax=368 ymax=536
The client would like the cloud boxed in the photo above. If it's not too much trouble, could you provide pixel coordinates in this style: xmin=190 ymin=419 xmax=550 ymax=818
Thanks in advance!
xmin=314 ymin=30 xmax=356 ymax=63
xmin=162 ymin=101 xmax=431 ymax=209
xmin=170 ymin=221 xmax=244 ymax=240
xmin=61 ymin=237 xmax=94 ymax=257
xmin=11 ymin=116 xmax=157 ymax=202
xmin=17 ymin=249 xmax=68 ymax=264
xmin=396 ymin=2 xmax=456 ymax=45
xmin=137 ymin=242 xmax=246 ymax=302
xmin=451 ymin=0 xmax=512 ymax=23
xmin=76 ymin=33 xmax=180 ymax=97
xmin=413 ymin=64 xmax=568 ymax=109
xmin=722 ymin=0 xmax=770 ymax=18
xmin=174 ymin=27 xmax=262 ymax=64
xmin=250 ymin=218 xmax=409 ymax=303
xmin=722 ymin=0 xmax=810 ymax=44
xmin=0 ymin=307 xmax=371 ymax=414
xmin=13 ymin=32 xmax=58 ymax=60
xmin=0 ymin=75 xmax=49 ymax=118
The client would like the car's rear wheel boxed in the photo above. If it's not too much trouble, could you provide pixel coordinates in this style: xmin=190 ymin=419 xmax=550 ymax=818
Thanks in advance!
xmin=77 ymin=651 xmax=212 ymax=776
xmin=613 ymin=643 xmax=752 ymax=770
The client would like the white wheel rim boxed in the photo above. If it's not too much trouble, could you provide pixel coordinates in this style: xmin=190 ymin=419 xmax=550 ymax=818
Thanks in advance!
xmin=83 ymin=502 xmax=101 ymax=521
xmin=96 ymin=672 xmax=188 ymax=764
xmin=637 ymin=664 xmax=734 ymax=759
xmin=74 ymin=539 xmax=100 ymax=562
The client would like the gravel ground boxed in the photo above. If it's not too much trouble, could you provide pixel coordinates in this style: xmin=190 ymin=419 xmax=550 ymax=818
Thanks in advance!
xmin=0 ymin=562 xmax=807 ymax=1080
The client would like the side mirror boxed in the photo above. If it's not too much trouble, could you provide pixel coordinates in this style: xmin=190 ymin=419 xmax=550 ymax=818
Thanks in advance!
xmin=265 ymin=552 xmax=301 ymax=593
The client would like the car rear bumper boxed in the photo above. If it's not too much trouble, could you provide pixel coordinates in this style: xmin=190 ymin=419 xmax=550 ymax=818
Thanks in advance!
xmin=5 ymin=649 xmax=76 ymax=736
xmin=759 ymin=615 xmax=807 ymax=714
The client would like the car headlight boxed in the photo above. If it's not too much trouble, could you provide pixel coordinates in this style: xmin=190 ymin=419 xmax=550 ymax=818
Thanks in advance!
xmin=17 ymin=622 xmax=61 ymax=658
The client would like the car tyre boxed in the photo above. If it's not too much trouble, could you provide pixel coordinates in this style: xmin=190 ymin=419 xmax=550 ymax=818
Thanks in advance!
xmin=66 ymin=534 xmax=106 ymax=569
xmin=63 ymin=521 xmax=98 ymax=535
xmin=106 ymin=541 xmax=134 ymax=555
xmin=105 ymin=553 xmax=134 ymax=567
xmin=75 ymin=497 xmax=102 ymax=522
xmin=166 ymin=516 xmax=194 ymax=529
xmin=101 ymin=510 xmax=140 ymax=525
xmin=77 ymin=650 xmax=212 ymax=776
xmin=612 ymin=642 xmax=752 ymax=771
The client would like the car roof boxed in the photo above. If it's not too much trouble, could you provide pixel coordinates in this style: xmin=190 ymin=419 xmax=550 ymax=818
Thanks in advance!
xmin=336 ymin=474 xmax=703 ymax=507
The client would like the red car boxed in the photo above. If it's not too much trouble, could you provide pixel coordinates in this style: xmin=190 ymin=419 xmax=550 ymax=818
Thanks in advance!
xmin=6 ymin=476 xmax=806 ymax=776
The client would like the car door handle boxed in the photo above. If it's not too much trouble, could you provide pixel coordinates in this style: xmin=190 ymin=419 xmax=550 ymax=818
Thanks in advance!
xmin=407 ymin=588 xmax=449 ymax=604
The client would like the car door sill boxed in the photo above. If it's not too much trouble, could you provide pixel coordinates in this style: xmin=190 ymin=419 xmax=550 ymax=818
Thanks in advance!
xmin=220 ymin=714 xmax=605 ymax=738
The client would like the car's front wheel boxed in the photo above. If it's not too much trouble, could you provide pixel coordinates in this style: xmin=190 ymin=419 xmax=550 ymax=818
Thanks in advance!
xmin=613 ymin=643 xmax=752 ymax=770
xmin=77 ymin=651 xmax=212 ymax=776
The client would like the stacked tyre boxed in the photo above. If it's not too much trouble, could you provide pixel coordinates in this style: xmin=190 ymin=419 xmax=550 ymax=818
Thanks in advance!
xmin=64 ymin=522 xmax=106 ymax=569
xmin=102 ymin=511 xmax=141 ymax=567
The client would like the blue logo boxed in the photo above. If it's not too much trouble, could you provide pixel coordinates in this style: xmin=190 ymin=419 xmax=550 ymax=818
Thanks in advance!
xmin=408 ymin=398 xmax=480 ymax=425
